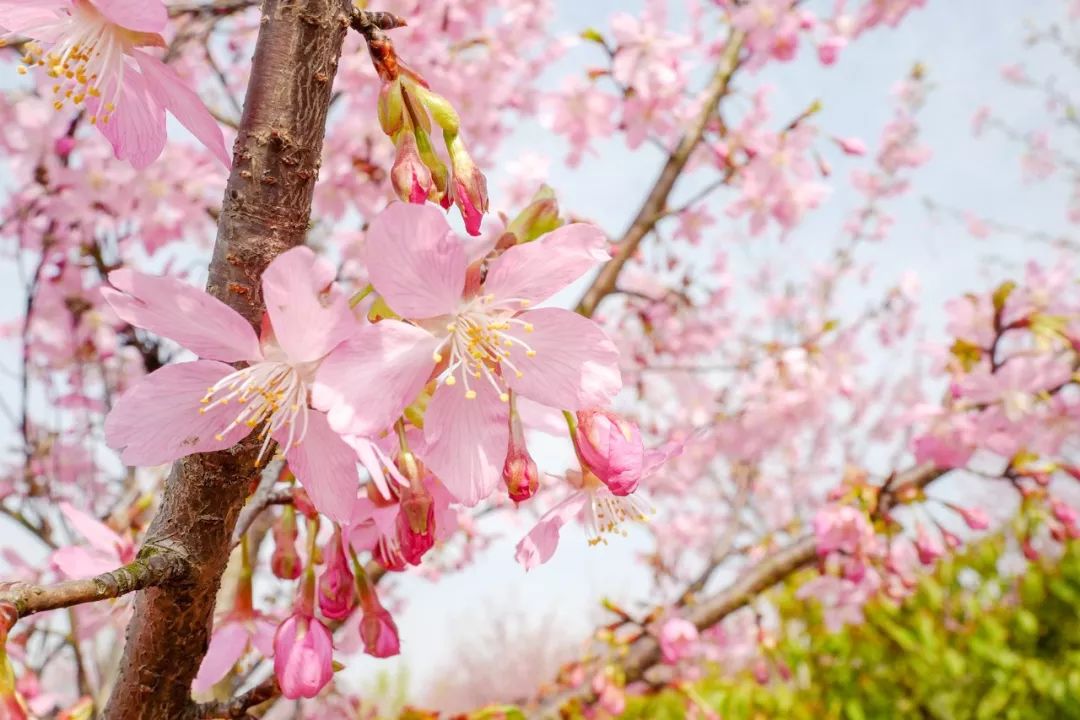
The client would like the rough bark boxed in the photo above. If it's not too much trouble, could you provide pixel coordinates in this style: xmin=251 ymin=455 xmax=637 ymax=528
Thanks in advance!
xmin=104 ymin=1 xmax=350 ymax=717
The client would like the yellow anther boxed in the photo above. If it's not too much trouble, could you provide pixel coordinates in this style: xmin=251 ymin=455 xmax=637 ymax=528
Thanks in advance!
xmin=465 ymin=390 xmax=477 ymax=400
xmin=526 ymin=350 xmax=537 ymax=357
xmin=16 ymin=66 xmax=27 ymax=75
xmin=445 ymin=375 xmax=457 ymax=386
xmin=499 ymin=393 xmax=509 ymax=403
xmin=53 ymin=100 xmax=64 ymax=111
xmin=523 ymin=323 xmax=534 ymax=332
xmin=214 ymin=433 xmax=225 ymax=441
xmin=433 ymin=351 xmax=443 ymax=363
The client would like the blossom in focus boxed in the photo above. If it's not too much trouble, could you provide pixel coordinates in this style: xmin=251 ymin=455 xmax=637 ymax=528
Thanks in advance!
xmin=273 ymin=612 xmax=334 ymax=700
xmin=101 ymin=247 xmax=360 ymax=522
xmin=1 ymin=0 xmax=229 ymax=168
xmin=575 ymin=408 xmax=645 ymax=496
xmin=313 ymin=202 xmax=621 ymax=506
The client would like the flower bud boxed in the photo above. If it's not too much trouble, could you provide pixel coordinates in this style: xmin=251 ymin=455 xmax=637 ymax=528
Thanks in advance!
xmin=914 ymin=525 xmax=943 ymax=566
xmin=503 ymin=401 xmax=539 ymax=502
xmin=273 ymin=613 xmax=334 ymax=699
xmin=505 ymin=185 xmax=562 ymax=244
xmin=391 ymin=132 xmax=434 ymax=204
xmin=318 ymin=528 xmax=355 ymax=621
xmin=54 ymin=136 xmax=76 ymax=158
xmin=271 ymin=506 xmax=302 ymax=580
xmin=575 ymin=409 xmax=645 ymax=496
xmin=377 ymin=81 xmax=405 ymax=137
xmin=658 ymin=618 xmax=698 ymax=664
xmin=396 ymin=480 xmax=435 ymax=565
xmin=445 ymin=132 xmax=488 ymax=236
xmin=958 ymin=506 xmax=990 ymax=531
xmin=357 ymin=573 xmax=400 ymax=658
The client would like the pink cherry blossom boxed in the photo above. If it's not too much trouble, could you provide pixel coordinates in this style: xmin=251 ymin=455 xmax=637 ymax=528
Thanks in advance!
xmin=575 ymin=409 xmax=646 ymax=496
xmin=813 ymin=504 xmax=877 ymax=558
xmin=659 ymin=618 xmax=699 ymax=664
xmin=313 ymin=202 xmax=621 ymax=506
xmin=2 ymin=0 xmax=229 ymax=168
xmin=273 ymin=613 xmax=334 ymax=700
xmin=101 ymin=246 xmax=360 ymax=522
xmin=51 ymin=502 xmax=134 ymax=579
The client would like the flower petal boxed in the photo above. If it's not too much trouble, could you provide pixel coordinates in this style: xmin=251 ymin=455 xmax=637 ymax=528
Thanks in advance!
xmin=131 ymin=51 xmax=230 ymax=167
xmin=91 ymin=67 xmax=167 ymax=170
xmin=103 ymin=268 xmax=261 ymax=362
xmin=94 ymin=0 xmax=167 ymax=32
xmin=505 ymin=308 xmax=622 ymax=410
xmin=365 ymin=202 xmax=465 ymax=319
xmin=193 ymin=621 xmax=249 ymax=693
xmin=418 ymin=381 xmax=509 ymax=506
xmin=104 ymin=361 xmax=250 ymax=466
xmin=260 ymin=246 xmax=356 ymax=364
xmin=58 ymin=502 xmax=123 ymax=556
xmin=514 ymin=490 xmax=590 ymax=570
xmin=483 ymin=222 xmax=609 ymax=305
xmin=51 ymin=547 xmax=118 ymax=579
xmin=312 ymin=320 xmax=439 ymax=437
xmin=282 ymin=411 xmax=358 ymax=524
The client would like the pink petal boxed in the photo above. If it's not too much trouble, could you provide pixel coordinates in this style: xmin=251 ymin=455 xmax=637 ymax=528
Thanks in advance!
xmin=365 ymin=203 xmax=465 ymax=319
xmin=91 ymin=67 xmax=167 ymax=170
xmin=313 ymin=320 xmax=439 ymax=437
xmin=131 ymin=51 xmax=230 ymax=167
xmin=344 ymin=435 xmax=408 ymax=500
xmin=104 ymin=361 xmax=250 ymax=466
xmin=282 ymin=412 xmax=358 ymax=524
xmin=483 ymin=223 xmax=609 ymax=304
xmin=259 ymin=246 xmax=355 ymax=363
xmin=58 ymin=502 xmax=123 ymax=556
xmin=419 ymin=381 xmax=509 ymax=506
xmin=103 ymin=268 xmax=261 ymax=363
xmin=514 ymin=490 xmax=590 ymax=570
xmin=51 ymin=547 xmax=118 ymax=579
xmin=251 ymin=617 xmax=277 ymax=657
xmin=93 ymin=0 xmax=167 ymax=32
xmin=505 ymin=308 xmax=622 ymax=410
xmin=0 ymin=3 xmax=64 ymax=34
xmin=193 ymin=621 xmax=249 ymax=693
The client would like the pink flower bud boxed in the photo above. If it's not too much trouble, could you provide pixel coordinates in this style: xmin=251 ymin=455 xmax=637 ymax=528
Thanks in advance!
xmin=1022 ymin=538 xmax=1040 ymax=561
xmin=658 ymin=618 xmax=698 ymax=664
xmin=397 ymin=483 xmax=435 ymax=565
xmin=817 ymin=36 xmax=846 ymax=65
xmin=271 ymin=507 xmax=302 ymax=580
xmin=575 ymin=409 xmax=645 ymax=496
xmin=958 ymin=506 xmax=990 ymax=530
xmin=54 ymin=136 xmax=76 ymax=158
xmin=446 ymin=133 xmax=488 ymax=235
xmin=832 ymin=135 xmax=867 ymax=156
xmin=318 ymin=529 xmax=355 ymax=621
xmin=1052 ymin=499 xmax=1078 ymax=527
xmin=914 ymin=525 xmax=943 ymax=566
xmin=503 ymin=446 xmax=540 ymax=503
xmin=391 ymin=132 xmax=434 ymax=204
xmin=357 ymin=582 xmax=400 ymax=658
xmin=272 ymin=613 xmax=334 ymax=700
xmin=503 ymin=405 xmax=539 ymax=502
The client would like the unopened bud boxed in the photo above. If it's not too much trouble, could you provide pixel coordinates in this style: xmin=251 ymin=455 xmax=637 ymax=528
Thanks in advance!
xmin=271 ymin=506 xmax=302 ymax=580
xmin=318 ymin=528 xmax=356 ymax=621
xmin=445 ymin=132 xmax=488 ymax=236
xmin=377 ymin=81 xmax=405 ymax=137
xmin=505 ymin=185 xmax=562 ymax=244
xmin=391 ymin=132 xmax=434 ymax=204
xmin=503 ymin=445 xmax=539 ymax=503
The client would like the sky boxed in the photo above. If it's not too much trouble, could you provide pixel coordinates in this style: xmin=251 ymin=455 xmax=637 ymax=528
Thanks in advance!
xmin=0 ymin=0 xmax=1074 ymax=713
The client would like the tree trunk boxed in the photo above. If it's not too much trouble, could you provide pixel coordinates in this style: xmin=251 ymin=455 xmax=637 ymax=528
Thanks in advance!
xmin=104 ymin=1 xmax=350 ymax=716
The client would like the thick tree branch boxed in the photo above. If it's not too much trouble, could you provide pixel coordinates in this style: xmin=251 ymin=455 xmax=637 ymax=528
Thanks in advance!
xmin=103 ymin=2 xmax=352 ymax=718
xmin=576 ymin=29 xmax=745 ymax=318
xmin=0 ymin=553 xmax=188 ymax=622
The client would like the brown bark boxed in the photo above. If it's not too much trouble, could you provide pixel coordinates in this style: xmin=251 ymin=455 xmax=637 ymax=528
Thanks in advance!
xmin=104 ymin=2 xmax=351 ymax=717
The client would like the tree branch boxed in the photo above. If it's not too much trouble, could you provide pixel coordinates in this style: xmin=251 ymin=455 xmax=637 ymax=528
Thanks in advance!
xmin=576 ymin=29 xmax=745 ymax=318
xmin=0 ymin=553 xmax=188 ymax=622
xmin=103 ymin=2 xmax=353 ymax=718
xmin=537 ymin=463 xmax=946 ymax=715
xmin=194 ymin=677 xmax=279 ymax=719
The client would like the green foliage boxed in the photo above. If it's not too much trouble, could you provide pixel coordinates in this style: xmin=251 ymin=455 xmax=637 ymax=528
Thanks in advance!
xmin=624 ymin=537 xmax=1080 ymax=720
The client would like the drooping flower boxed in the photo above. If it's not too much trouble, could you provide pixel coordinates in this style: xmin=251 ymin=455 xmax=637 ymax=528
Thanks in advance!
xmin=355 ymin=564 xmax=400 ymax=658
xmin=1 ymin=0 xmax=229 ymax=168
xmin=273 ymin=612 xmax=334 ymax=700
xmin=314 ymin=202 xmax=622 ymax=506
xmin=318 ymin=528 xmax=356 ymax=621
xmin=574 ymin=409 xmax=645 ymax=496
xmin=101 ymin=247 xmax=360 ymax=522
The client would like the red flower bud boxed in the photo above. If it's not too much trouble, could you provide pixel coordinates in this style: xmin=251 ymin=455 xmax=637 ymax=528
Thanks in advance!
xmin=391 ymin=132 xmax=434 ymax=204
xmin=446 ymin=133 xmax=488 ymax=235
